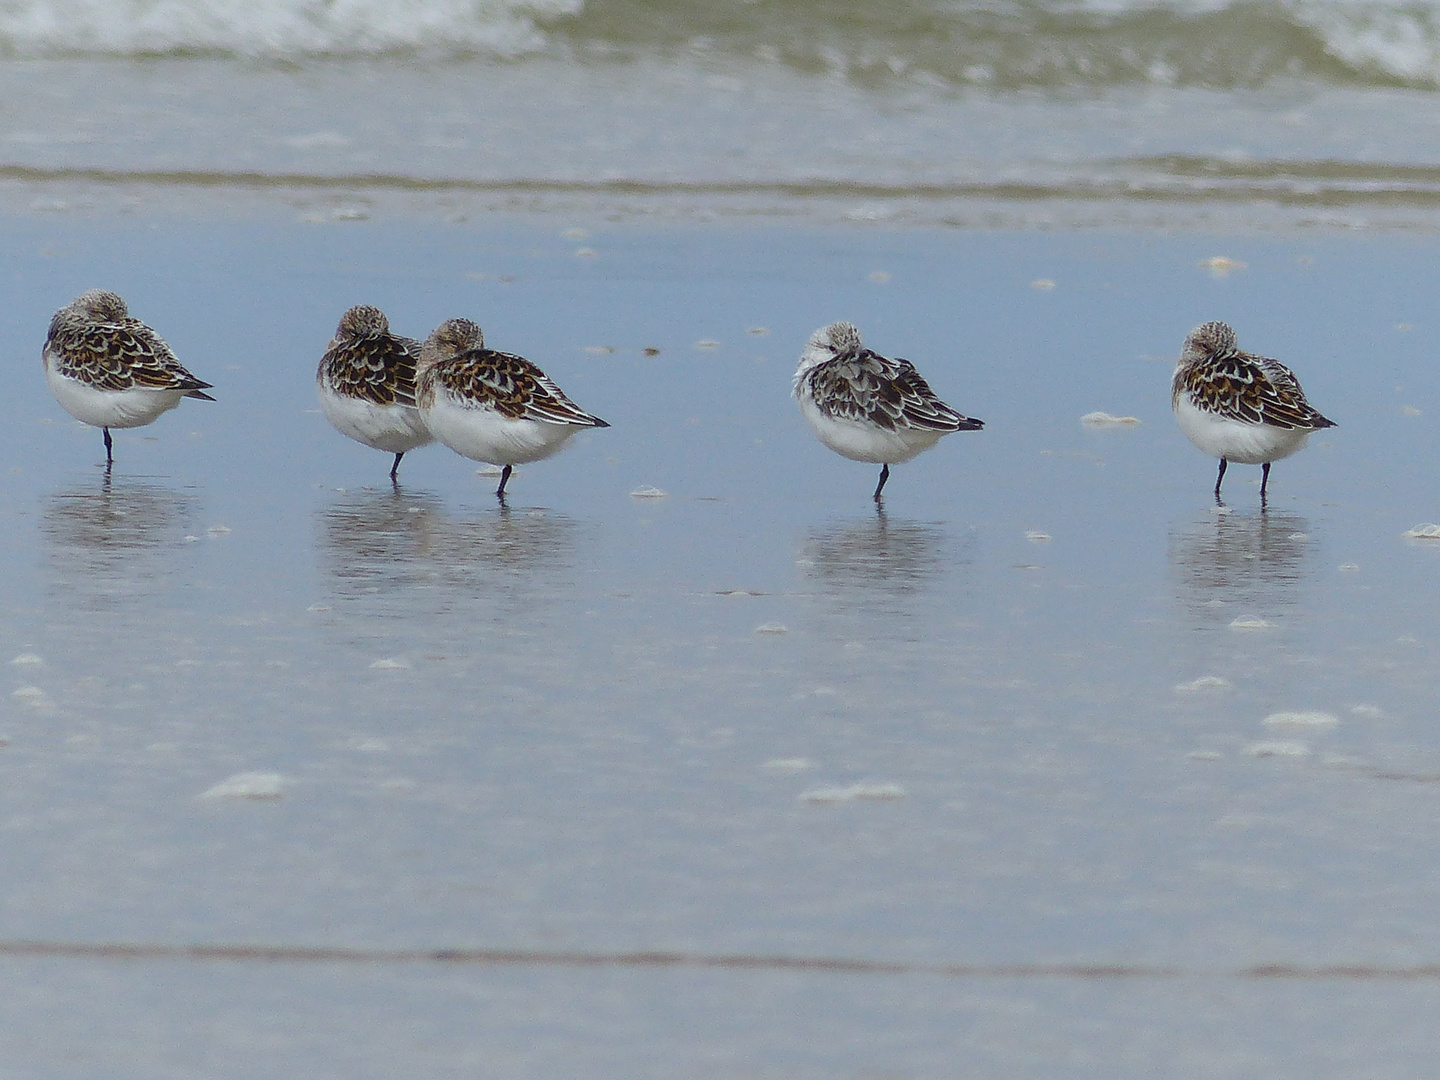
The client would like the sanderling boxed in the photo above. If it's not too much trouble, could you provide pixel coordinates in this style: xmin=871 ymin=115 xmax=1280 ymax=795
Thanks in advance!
xmin=1172 ymin=321 xmax=1335 ymax=502
xmin=43 ymin=290 xmax=214 ymax=464
xmin=793 ymin=321 xmax=983 ymax=501
xmin=317 ymin=305 xmax=433 ymax=481
xmin=416 ymin=318 xmax=608 ymax=499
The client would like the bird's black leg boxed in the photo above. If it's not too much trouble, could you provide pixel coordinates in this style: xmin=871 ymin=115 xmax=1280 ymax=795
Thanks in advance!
xmin=496 ymin=464 xmax=513 ymax=501
xmin=1260 ymin=461 xmax=1271 ymax=505
xmin=1213 ymin=457 xmax=1227 ymax=501
xmin=389 ymin=452 xmax=404 ymax=481
xmin=103 ymin=427 xmax=113 ymax=465
xmin=873 ymin=463 xmax=890 ymax=502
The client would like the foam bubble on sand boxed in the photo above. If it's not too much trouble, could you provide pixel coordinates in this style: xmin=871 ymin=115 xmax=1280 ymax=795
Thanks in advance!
xmin=1175 ymin=675 xmax=1231 ymax=693
xmin=369 ymin=657 xmax=412 ymax=670
xmin=693 ymin=339 xmax=721 ymax=350
xmin=201 ymin=772 xmax=287 ymax=801
xmin=800 ymin=782 xmax=906 ymax=803
xmin=629 ymin=486 xmax=667 ymax=498
xmin=1351 ymin=704 xmax=1384 ymax=719
xmin=1080 ymin=411 xmax=1141 ymax=427
xmin=1402 ymin=405 xmax=1423 ymax=416
xmin=1338 ymin=563 xmax=1360 ymax=572
xmin=1031 ymin=278 xmax=1056 ymax=290
xmin=207 ymin=525 xmax=231 ymax=537
xmin=9 ymin=654 xmax=42 ymax=666
xmin=1244 ymin=740 xmax=1311 ymax=758
xmin=11 ymin=686 xmax=50 ymax=708
xmin=1263 ymin=710 xmax=1339 ymax=729
xmin=753 ymin=623 xmax=788 ymax=635
xmin=1230 ymin=616 xmax=1275 ymax=631
xmin=1025 ymin=530 xmax=1052 ymax=542
xmin=1199 ymin=256 xmax=1247 ymax=277
xmin=1403 ymin=524 xmax=1440 ymax=540
xmin=762 ymin=758 xmax=817 ymax=772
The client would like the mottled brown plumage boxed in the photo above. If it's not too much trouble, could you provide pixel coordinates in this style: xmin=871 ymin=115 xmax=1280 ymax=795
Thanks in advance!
xmin=802 ymin=347 xmax=982 ymax=433
xmin=318 ymin=305 xmax=422 ymax=408
xmin=418 ymin=318 xmax=608 ymax=428
xmin=45 ymin=290 xmax=213 ymax=398
xmin=1172 ymin=320 xmax=1334 ymax=431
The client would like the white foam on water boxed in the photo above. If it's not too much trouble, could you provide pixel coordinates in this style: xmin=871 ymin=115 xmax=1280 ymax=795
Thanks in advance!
xmin=1229 ymin=616 xmax=1276 ymax=631
xmin=800 ymin=781 xmax=906 ymax=803
xmin=201 ymin=771 xmax=288 ymax=800
xmin=1243 ymin=740 xmax=1311 ymax=758
xmin=1403 ymin=523 xmax=1440 ymax=540
xmin=753 ymin=623 xmax=788 ymax=635
xmin=629 ymin=486 xmax=668 ymax=498
xmin=1174 ymin=675 xmax=1231 ymax=693
xmin=0 ymin=0 xmax=579 ymax=58
xmin=369 ymin=657 xmax=413 ymax=670
xmin=762 ymin=757 xmax=817 ymax=772
xmin=9 ymin=654 xmax=42 ymax=666
xmin=1079 ymin=411 xmax=1141 ymax=427
xmin=1263 ymin=710 xmax=1340 ymax=729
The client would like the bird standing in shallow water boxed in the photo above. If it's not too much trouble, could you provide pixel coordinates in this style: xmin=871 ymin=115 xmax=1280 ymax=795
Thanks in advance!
xmin=43 ymin=290 xmax=214 ymax=465
xmin=317 ymin=305 xmax=433 ymax=481
xmin=793 ymin=321 xmax=984 ymax=501
xmin=1172 ymin=320 xmax=1335 ymax=504
xmin=416 ymin=318 xmax=609 ymax=500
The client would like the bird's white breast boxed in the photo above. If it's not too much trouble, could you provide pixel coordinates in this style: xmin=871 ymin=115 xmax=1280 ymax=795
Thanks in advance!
xmin=318 ymin=386 xmax=432 ymax=455
xmin=1173 ymin=395 xmax=1311 ymax=465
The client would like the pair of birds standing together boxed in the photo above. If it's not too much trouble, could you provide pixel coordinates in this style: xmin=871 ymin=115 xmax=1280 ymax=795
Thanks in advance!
xmin=41 ymin=289 xmax=1334 ymax=502
xmin=796 ymin=318 xmax=1335 ymax=502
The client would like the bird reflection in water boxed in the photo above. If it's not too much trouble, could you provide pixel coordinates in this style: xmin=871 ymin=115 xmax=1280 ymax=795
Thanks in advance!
xmin=1169 ymin=507 xmax=1314 ymax=626
xmin=800 ymin=505 xmax=956 ymax=600
xmin=318 ymin=489 xmax=577 ymax=605
xmin=43 ymin=473 xmax=200 ymax=608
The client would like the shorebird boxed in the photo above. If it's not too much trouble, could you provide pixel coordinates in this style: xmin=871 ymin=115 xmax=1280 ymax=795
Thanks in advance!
xmin=43 ymin=290 xmax=214 ymax=464
xmin=793 ymin=321 xmax=983 ymax=500
xmin=1172 ymin=320 xmax=1335 ymax=502
xmin=317 ymin=305 xmax=433 ymax=480
xmin=416 ymin=318 xmax=608 ymax=499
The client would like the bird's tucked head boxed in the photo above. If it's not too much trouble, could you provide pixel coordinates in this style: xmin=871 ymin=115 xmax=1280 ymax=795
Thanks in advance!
xmin=1181 ymin=320 xmax=1238 ymax=366
xmin=795 ymin=321 xmax=863 ymax=393
xmin=70 ymin=290 xmax=129 ymax=324
xmin=337 ymin=305 xmax=390 ymax=338
xmin=420 ymin=318 xmax=485 ymax=370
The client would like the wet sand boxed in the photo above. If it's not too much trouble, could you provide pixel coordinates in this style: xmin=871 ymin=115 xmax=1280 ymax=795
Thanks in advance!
xmin=5 ymin=210 xmax=1440 ymax=1074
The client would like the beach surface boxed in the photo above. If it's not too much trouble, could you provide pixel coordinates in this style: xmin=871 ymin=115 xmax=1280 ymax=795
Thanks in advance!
xmin=9 ymin=0 xmax=1440 ymax=1071
xmin=4 ymin=210 xmax=1440 ymax=1075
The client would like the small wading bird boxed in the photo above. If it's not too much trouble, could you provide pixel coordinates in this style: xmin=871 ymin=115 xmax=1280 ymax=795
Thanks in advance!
xmin=793 ymin=321 xmax=984 ymax=501
xmin=43 ymin=290 xmax=214 ymax=465
xmin=317 ymin=305 xmax=433 ymax=481
xmin=416 ymin=318 xmax=609 ymax=500
xmin=1172 ymin=320 xmax=1335 ymax=503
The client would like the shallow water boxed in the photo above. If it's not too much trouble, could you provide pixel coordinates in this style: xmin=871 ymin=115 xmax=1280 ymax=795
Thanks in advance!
xmin=7 ymin=216 xmax=1440 ymax=1073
